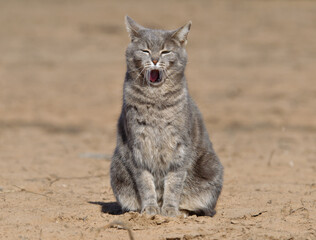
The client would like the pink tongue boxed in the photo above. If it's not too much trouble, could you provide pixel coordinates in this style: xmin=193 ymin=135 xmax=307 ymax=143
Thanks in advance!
xmin=150 ymin=70 xmax=159 ymax=82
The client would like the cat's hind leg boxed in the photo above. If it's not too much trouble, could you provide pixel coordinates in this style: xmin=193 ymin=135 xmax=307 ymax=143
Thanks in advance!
xmin=179 ymin=152 xmax=223 ymax=217
xmin=110 ymin=152 xmax=141 ymax=213
xmin=179 ymin=186 xmax=219 ymax=217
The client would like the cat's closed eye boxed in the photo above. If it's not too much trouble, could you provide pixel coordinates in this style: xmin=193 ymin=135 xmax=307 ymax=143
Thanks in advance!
xmin=161 ymin=50 xmax=171 ymax=55
xmin=141 ymin=49 xmax=150 ymax=54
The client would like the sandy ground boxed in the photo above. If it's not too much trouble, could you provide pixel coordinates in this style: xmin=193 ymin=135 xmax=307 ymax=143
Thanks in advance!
xmin=0 ymin=0 xmax=315 ymax=239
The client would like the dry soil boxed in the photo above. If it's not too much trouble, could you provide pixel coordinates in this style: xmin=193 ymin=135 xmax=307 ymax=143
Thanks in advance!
xmin=0 ymin=1 xmax=315 ymax=239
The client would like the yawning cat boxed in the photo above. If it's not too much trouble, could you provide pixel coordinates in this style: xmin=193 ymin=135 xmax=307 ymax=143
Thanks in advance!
xmin=110 ymin=16 xmax=223 ymax=217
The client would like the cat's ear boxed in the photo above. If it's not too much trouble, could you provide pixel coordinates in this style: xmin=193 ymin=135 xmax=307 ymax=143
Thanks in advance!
xmin=125 ymin=16 xmax=144 ymax=41
xmin=171 ymin=21 xmax=192 ymax=46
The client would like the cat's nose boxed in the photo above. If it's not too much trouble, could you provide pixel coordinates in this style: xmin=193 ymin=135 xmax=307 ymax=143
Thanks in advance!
xmin=152 ymin=58 xmax=159 ymax=65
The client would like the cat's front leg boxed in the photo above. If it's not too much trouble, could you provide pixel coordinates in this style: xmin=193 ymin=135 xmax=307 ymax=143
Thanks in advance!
xmin=161 ymin=170 xmax=187 ymax=217
xmin=135 ymin=170 xmax=160 ymax=215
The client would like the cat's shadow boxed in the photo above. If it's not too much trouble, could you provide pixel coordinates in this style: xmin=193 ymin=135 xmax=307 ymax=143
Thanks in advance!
xmin=88 ymin=201 xmax=123 ymax=215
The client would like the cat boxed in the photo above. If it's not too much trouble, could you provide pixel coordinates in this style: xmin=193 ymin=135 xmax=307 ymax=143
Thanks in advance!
xmin=110 ymin=16 xmax=223 ymax=217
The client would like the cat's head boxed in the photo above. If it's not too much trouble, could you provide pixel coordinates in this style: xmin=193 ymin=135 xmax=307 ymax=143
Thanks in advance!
xmin=125 ymin=16 xmax=191 ymax=87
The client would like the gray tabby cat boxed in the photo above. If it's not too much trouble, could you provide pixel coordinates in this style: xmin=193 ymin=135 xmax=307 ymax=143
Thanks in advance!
xmin=110 ymin=16 xmax=223 ymax=217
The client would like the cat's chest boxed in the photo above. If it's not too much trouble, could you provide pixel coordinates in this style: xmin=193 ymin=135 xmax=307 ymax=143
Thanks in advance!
xmin=131 ymin=106 xmax=184 ymax=170
xmin=134 ymin=124 xmax=179 ymax=170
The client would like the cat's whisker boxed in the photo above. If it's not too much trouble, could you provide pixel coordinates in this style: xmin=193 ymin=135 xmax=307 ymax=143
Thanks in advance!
xmin=134 ymin=68 xmax=145 ymax=78
xmin=145 ymin=69 xmax=151 ymax=87
xmin=130 ymin=65 xmax=147 ymax=72
xmin=163 ymin=69 xmax=176 ymax=88
xmin=134 ymin=67 xmax=147 ymax=86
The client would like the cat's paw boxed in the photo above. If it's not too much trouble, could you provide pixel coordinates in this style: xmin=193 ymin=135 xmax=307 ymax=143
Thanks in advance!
xmin=161 ymin=206 xmax=180 ymax=217
xmin=142 ymin=205 xmax=160 ymax=215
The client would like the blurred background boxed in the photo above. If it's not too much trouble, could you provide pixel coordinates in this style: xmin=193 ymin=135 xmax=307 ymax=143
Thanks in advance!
xmin=1 ymin=0 xmax=315 ymax=143
xmin=0 ymin=1 xmax=315 ymax=239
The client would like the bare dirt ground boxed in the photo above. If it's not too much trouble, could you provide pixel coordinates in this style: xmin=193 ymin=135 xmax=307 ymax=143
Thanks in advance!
xmin=0 ymin=0 xmax=315 ymax=239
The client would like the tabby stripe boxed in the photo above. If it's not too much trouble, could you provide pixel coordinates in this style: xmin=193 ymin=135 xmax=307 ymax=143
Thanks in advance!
xmin=162 ymin=87 xmax=183 ymax=99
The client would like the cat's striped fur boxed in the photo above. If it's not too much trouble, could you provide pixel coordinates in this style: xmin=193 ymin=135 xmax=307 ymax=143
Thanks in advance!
xmin=110 ymin=16 xmax=223 ymax=217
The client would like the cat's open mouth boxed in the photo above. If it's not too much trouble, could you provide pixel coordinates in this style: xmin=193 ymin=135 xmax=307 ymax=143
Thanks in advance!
xmin=149 ymin=70 xmax=163 ymax=85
